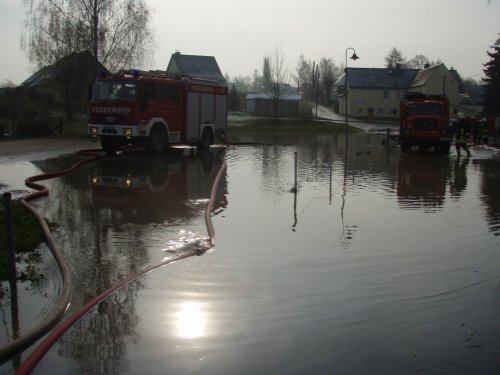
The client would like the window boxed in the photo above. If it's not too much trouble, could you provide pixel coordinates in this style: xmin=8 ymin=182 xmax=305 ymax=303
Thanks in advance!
xmin=158 ymin=83 xmax=167 ymax=101
xmin=358 ymin=108 xmax=364 ymax=114
xmin=378 ymin=108 xmax=384 ymax=114
xmin=383 ymin=91 xmax=389 ymax=99
xmin=408 ymin=103 xmax=443 ymax=116
xmin=146 ymin=81 xmax=155 ymax=101
xmin=169 ymin=83 xmax=179 ymax=101
xmin=391 ymin=108 xmax=398 ymax=115
xmin=92 ymin=81 xmax=137 ymax=102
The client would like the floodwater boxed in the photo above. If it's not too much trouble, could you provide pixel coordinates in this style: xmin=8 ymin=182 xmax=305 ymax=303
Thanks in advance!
xmin=1 ymin=132 xmax=500 ymax=375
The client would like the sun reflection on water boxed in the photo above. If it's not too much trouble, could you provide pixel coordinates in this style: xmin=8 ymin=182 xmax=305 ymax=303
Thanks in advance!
xmin=175 ymin=302 xmax=207 ymax=339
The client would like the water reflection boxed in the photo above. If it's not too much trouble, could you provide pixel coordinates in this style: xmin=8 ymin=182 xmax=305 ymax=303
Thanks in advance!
xmin=52 ymin=149 xmax=226 ymax=374
xmin=3 ymin=135 xmax=500 ymax=374
xmin=175 ymin=302 xmax=208 ymax=339
xmin=89 ymin=150 xmax=227 ymax=225
xmin=449 ymin=157 xmax=469 ymax=199
xmin=1 ymin=149 xmax=228 ymax=375
xmin=397 ymin=152 xmax=451 ymax=211
xmin=57 ymin=285 xmax=139 ymax=375
xmin=475 ymin=156 xmax=500 ymax=236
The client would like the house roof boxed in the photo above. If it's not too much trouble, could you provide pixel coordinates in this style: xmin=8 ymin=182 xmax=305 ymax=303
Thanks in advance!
xmin=21 ymin=66 xmax=53 ymax=87
xmin=246 ymin=93 xmax=303 ymax=101
xmin=411 ymin=63 xmax=463 ymax=89
xmin=411 ymin=63 xmax=445 ymax=87
xmin=20 ymin=51 xmax=108 ymax=87
xmin=166 ymin=52 xmax=226 ymax=82
xmin=336 ymin=67 xmax=418 ymax=90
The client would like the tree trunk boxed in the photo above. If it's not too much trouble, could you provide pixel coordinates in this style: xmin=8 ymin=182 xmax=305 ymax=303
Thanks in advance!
xmin=92 ymin=0 xmax=99 ymax=60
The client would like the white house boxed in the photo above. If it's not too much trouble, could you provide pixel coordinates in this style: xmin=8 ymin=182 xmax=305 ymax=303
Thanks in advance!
xmin=336 ymin=64 xmax=462 ymax=120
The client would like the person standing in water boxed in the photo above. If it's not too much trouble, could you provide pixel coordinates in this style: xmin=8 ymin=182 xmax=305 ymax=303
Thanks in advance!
xmin=453 ymin=113 xmax=471 ymax=157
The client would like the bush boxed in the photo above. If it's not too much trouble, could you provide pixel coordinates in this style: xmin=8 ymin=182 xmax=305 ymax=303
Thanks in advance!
xmin=14 ymin=113 xmax=58 ymax=137
xmin=300 ymin=101 xmax=314 ymax=117
xmin=0 ymin=199 xmax=46 ymax=283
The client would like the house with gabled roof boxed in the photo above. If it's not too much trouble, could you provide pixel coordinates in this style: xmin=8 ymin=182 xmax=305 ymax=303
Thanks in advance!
xmin=166 ymin=52 xmax=226 ymax=83
xmin=336 ymin=63 xmax=461 ymax=120
xmin=407 ymin=64 xmax=461 ymax=115
xmin=20 ymin=50 xmax=108 ymax=116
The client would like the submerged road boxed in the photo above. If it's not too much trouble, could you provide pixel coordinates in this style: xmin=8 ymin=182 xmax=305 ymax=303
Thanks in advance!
xmin=315 ymin=105 xmax=400 ymax=132
xmin=2 ymin=119 xmax=500 ymax=375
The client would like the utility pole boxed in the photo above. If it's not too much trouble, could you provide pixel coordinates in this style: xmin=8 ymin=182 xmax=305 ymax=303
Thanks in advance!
xmin=315 ymin=69 xmax=320 ymax=118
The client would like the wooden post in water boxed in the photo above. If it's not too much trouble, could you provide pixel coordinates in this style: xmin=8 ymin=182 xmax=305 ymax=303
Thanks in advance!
xmin=294 ymin=152 xmax=298 ymax=192
xmin=3 ymin=193 xmax=17 ymax=286
xmin=292 ymin=152 xmax=298 ymax=229
xmin=2 ymin=192 xmax=20 ymax=345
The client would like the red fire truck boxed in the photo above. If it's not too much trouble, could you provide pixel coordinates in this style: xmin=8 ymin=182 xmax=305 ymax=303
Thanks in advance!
xmin=399 ymin=92 xmax=452 ymax=153
xmin=88 ymin=53 xmax=228 ymax=154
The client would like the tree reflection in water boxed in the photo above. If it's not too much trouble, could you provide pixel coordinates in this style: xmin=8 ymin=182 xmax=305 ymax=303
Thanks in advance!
xmin=8 ymin=136 xmax=500 ymax=374
xmin=57 ymin=286 xmax=140 ymax=375
xmin=27 ymin=149 xmax=227 ymax=374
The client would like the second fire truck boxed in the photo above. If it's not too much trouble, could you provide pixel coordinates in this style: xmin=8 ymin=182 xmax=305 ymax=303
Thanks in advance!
xmin=399 ymin=92 xmax=452 ymax=153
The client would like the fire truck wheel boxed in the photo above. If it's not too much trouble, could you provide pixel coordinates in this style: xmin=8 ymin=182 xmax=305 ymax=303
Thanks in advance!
xmin=101 ymin=136 xmax=119 ymax=155
xmin=198 ymin=128 xmax=213 ymax=151
xmin=146 ymin=126 xmax=169 ymax=154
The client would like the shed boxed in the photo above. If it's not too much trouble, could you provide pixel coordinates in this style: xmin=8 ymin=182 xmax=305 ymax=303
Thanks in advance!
xmin=246 ymin=93 xmax=302 ymax=117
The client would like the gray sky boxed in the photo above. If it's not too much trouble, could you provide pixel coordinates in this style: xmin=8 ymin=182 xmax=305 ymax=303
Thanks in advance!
xmin=1 ymin=0 xmax=498 ymax=85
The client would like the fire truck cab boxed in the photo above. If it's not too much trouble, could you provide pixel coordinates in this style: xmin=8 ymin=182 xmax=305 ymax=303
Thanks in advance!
xmin=399 ymin=92 xmax=452 ymax=154
xmin=88 ymin=53 xmax=228 ymax=154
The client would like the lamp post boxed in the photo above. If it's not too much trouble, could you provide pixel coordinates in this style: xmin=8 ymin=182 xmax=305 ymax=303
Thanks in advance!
xmin=344 ymin=47 xmax=359 ymax=148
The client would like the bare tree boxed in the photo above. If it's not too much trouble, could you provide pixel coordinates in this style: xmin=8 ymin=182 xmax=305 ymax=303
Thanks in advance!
xmin=262 ymin=57 xmax=272 ymax=90
xmin=252 ymin=69 xmax=263 ymax=92
xmin=231 ymin=75 xmax=253 ymax=93
xmin=263 ymin=47 xmax=290 ymax=117
xmin=296 ymin=54 xmax=313 ymax=100
xmin=406 ymin=54 xmax=431 ymax=70
xmin=430 ymin=58 xmax=444 ymax=67
xmin=319 ymin=58 xmax=342 ymax=104
xmin=21 ymin=0 xmax=155 ymax=73
xmin=384 ymin=47 xmax=407 ymax=68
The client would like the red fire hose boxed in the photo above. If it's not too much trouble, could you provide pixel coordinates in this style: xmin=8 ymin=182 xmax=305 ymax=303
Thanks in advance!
xmin=9 ymin=146 xmax=227 ymax=374
xmin=0 ymin=148 xmax=104 ymax=362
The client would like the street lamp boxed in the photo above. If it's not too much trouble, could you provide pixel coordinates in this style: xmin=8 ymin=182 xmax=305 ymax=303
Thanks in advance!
xmin=344 ymin=47 xmax=359 ymax=147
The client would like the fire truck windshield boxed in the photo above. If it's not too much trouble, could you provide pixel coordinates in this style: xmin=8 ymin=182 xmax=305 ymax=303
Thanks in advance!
xmin=93 ymin=81 xmax=137 ymax=102
xmin=408 ymin=102 xmax=443 ymax=116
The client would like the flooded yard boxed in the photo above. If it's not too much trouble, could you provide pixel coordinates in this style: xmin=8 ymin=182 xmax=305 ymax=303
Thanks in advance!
xmin=1 ymin=132 xmax=500 ymax=374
